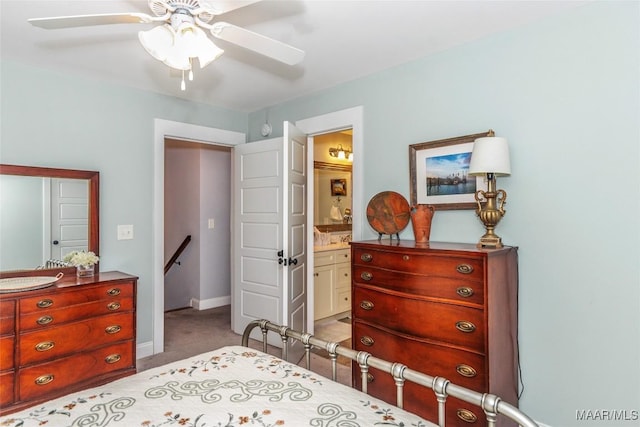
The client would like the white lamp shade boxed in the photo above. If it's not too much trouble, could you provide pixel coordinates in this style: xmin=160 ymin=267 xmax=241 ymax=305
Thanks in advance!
xmin=138 ymin=25 xmax=175 ymax=62
xmin=468 ymin=136 xmax=511 ymax=176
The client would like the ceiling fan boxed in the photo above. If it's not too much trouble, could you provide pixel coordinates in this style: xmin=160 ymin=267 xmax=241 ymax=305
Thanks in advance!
xmin=28 ymin=0 xmax=305 ymax=90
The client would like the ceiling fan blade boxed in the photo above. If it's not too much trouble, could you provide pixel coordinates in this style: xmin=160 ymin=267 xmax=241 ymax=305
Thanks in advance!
xmin=28 ymin=13 xmax=161 ymax=30
xmin=198 ymin=0 xmax=263 ymax=16
xmin=210 ymin=22 xmax=304 ymax=65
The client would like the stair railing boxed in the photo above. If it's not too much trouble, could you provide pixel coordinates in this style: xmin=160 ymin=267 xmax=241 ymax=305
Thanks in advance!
xmin=164 ymin=235 xmax=192 ymax=275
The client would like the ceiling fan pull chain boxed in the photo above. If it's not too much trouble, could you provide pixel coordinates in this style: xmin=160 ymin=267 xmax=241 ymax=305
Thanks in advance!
xmin=181 ymin=70 xmax=186 ymax=91
xmin=189 ymin=59 xmax=194 ymax=81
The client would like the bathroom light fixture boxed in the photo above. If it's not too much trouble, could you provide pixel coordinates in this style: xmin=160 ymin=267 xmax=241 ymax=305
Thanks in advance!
xmin=138 ymin=10 xmax=223 ymax=91
xmin=468 ymin=133 xmax=511 ymax=248
xmin=328 ymin=144 xmax=353 ymax=162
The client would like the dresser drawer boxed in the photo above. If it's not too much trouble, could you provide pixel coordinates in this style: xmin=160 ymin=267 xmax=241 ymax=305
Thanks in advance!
xmin=353 ymin=365 xmax=482 ymax=427
xmin=0 ymin=300 xmax=15 ymax=336
xmin=353 ymin=265 xmax=483 ymax=306
xmin=354 ymin=286 xmax=485 ymax=350
xmin=18 ymin=341 xmax=134 ymax=402
xmin=353 ymin=321 xmax=486 ymax=390
xmin=19 ymin=296 xmax=134 ymax=331
xmin=353 ymin=247 xmax=484 ymax=280
xmin=0 ymin=336 xmax=15 ymax=371
xmin=19 ymin=282 xmax=135 ymax=314
xmin=0 ymin=371 xmax=14 ymax=406
xmin=19 ymin=312 xmax=134 ymax=365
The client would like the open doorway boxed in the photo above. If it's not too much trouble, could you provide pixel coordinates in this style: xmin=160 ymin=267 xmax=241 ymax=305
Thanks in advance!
xmin=310 ymin=130 xmax=353 ymax=345
xmin=164 ymin=139 xmax=232 ymax=312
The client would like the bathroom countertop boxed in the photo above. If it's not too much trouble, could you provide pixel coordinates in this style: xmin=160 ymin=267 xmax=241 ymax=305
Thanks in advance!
xmin=313 ymin=242 xmax=351 ymax=252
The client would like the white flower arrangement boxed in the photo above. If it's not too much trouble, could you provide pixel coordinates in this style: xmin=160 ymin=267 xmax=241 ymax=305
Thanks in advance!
xmin=63 ymin=250 xmax=99 ymax=268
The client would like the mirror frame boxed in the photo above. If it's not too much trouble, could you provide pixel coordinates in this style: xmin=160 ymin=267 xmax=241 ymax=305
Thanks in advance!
xmin=0 ymin=164 xmax=99 ymax=278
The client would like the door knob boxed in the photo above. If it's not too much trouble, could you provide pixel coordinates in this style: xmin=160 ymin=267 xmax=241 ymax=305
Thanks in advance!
xmin=288 ymin=257 xmax=298 ymax=265
xmin=52 ymin=240 xmax=59 ymax=245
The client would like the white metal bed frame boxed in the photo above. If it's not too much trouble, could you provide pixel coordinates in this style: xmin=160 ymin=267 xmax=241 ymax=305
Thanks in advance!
xmin=242 ymin=319 xmax=539 ymax=427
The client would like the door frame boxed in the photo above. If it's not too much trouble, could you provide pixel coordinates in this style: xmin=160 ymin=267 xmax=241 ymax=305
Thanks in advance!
xmin=296 ymin=106 xmax=363 ymax=333
xmin=151 ymin=119 xmax=245 ymax=356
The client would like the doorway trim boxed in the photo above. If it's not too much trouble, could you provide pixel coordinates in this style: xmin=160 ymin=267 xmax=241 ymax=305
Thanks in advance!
xmin=151 ymin=119 xmax=245 ymax=356
xmin=295 ymin=106 xmax=363 ymax=333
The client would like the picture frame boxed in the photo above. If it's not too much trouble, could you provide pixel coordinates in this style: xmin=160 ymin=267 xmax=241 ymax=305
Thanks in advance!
xmin=330 ymin=178 xmax=347 ymax=196
xmin=409 ymin=130 xmax=493 ymax=210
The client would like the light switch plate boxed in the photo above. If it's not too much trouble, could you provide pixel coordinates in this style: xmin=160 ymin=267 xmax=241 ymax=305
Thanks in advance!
xmin=208 ymin=218 xmax=215 ymax=229
xmin=117 ymin=224 xmax=134 ymax=240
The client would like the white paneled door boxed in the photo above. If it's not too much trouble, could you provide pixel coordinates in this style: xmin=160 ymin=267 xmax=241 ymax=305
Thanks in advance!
xmin=232 ymin=122 xmax=307 ymax=362
xmin=50 ymin=178 xmax=89 ymax=261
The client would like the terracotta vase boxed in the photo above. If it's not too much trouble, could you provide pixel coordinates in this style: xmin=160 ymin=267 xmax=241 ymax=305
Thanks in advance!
xmin=410 ymin=204 xmax=435 ymax=243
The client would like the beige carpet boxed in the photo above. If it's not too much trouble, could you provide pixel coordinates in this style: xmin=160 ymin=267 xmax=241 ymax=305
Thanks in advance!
xmin=136 ymin=305 xmax=352 ymax=385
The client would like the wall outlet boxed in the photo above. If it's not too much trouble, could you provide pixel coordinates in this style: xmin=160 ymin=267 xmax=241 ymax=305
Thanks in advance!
xmin=117 ymin=224 xmax=134 ymax=240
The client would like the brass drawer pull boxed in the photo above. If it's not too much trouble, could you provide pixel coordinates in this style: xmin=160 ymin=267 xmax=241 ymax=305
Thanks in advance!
xmin=457 ymin=409 xmax=478 ymax=423
xmin=107 ymin=288 xmax=121 ymax=296
xmin=360 ymin=253 xmax=373 ymax=262
xmin=360 ymin=300 xmax=374 ymax=311
xmin=456 ymin=264 xmax=474 ymax=274
xmin=402 ymin=255 xmax=410 ymax=261
xmin=360 ymin=272 xmax=373 ymax=281
xmin=456 ymin=287 xmax=474 ymax=298
xmin=36 ymin=315 xmax=54 ymax=325
xmin=107 ymin=302 xmax=121 ymax=311
xmin=455 ymin=321 xmax=476 ymax=333
xmin=37 ymin=299 xmax=53 ymax=309
xmin=366 ymin=373 xmax=374 ymax=383
xmin=105 ymin=354 xmax=121 ymax=364
xmin=360 ymin=336 xmax=374 ymax=346
xmin=36 ymin=341 xmax=55 ymax=352
xmin=35 ymin=374 xmax=54 ymax=386
xmin=456 ymin=364 xmax=477 ymax=378
xmin=105 ymin=325 xmax=122 ymax=334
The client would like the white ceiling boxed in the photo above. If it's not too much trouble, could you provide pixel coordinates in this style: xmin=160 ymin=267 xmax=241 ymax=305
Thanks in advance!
xmin=1 ymin=0 xmax=587 ymax=112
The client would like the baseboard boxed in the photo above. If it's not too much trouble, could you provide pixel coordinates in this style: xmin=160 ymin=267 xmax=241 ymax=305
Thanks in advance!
xmin=190 ymin=295 xmax=231 ymax=310
xmin=136 ymin=340 xmax=154 ymax=359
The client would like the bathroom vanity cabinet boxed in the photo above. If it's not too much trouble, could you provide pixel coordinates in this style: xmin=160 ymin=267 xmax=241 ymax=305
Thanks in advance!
xmin=313 ymin=246 xmax=351 ymax=320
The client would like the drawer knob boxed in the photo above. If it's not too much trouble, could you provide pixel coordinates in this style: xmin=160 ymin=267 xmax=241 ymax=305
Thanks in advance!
xmin=105 ymin=354 xmax=122 ymax=364
xmin=360 ymin=271 xmax=373 ymax=281
xmin=107 ymin=302 xmax=121 ymax=311
xmin=457 ymin=409 xmax=478 ymax=423
xmin=35 ymin=374 xmax=54 ymax=386
xmin=35 ymin=341 xmax=55 ymax=352
xmin=456 ymin=264 xmax=474 ymax=274
xmin=36 ymin=315 xmax=53 ymax=325
xmin=105 ymin=325 xmax=122 ymax=334
xmin=455 ymin=321 xmax=476 ymax=333
xmin=359 ymin=300 xmax=374 ymax=311
xmin=456 ymin=287 xmax=474 ymax=298
xmin=360 ymin=336 xmax=374 ymax=346
xmin=360 ymin=253 xmax=373 ymax=262
xmin=402 ymin=255 xmax=410 ymax=261
xmin=107 ymin=288 xmax=121 ymax=296
xmin=366 ymin=373 xmax=374 ymax=383
xmin=456 ymin=364 xmax=477 ymax=378
xmin=37 ymin=299 xmax=53 ymax=309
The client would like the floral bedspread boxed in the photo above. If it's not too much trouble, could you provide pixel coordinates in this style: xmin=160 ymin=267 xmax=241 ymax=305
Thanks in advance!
xmin=0 ymin=345 xmax=436 ymax=427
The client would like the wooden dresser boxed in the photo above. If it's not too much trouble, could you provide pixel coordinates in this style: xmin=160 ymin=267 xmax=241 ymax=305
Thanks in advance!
xmin=351 ymin=240 xmax=518 ymax=426
xmin=0 ymin=271 xmax=137 ymax=415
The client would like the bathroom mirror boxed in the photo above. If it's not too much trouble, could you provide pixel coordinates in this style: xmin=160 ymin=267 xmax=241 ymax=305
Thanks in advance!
xmin=314 ymin=161 xmax=352 ymax=232
xmin=0 ymin=164 xmax=99 ymax=276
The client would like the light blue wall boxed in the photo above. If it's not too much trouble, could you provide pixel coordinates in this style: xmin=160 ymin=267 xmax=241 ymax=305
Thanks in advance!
xmin=0 ymin=61 xmax=248 ymax=347
xmin=247 ymin=2 xmax=639 ymax=426
xmin=1 ymin=1 xmax=638 ymax=426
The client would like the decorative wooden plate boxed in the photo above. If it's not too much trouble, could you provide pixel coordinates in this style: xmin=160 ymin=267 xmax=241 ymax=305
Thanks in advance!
xmin=0 ymin=273 xmax=63 ymax=293
xmin=366 ymin=191 xmax=411 ymax=236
